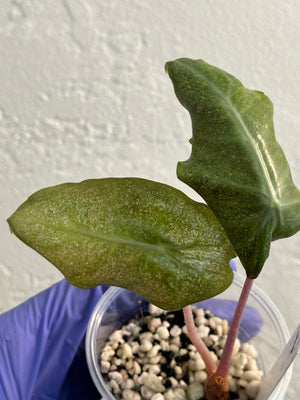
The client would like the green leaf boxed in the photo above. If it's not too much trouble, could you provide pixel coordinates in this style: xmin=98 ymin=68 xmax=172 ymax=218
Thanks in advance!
xmin=8 ymin=178 xmax=235 ymax=310
xmin=166 ymin=58 xmax=300 ymax=278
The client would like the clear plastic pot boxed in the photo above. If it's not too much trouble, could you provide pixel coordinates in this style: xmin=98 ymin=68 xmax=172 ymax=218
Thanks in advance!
xmin=85 ymin=273 xmax=292 ymax=399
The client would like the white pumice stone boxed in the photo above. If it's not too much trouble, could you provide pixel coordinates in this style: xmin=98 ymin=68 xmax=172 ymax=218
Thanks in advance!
xmin=168 ymin=376 xmax=178 ymax=388
xmin=170 ymin=325 xmax=181 ymax=337
xmin=232 ymin=338 xmax=241 ymax=356
xmin=123 ymin=389 xmax=141 ymax=400
xmin=187 ymin=344 xmax=196 ymax=352
xmin=241 ymin=342 xmax=258 ymax=358
xmin=147 ymin=364 xmax=161 ymax=374
xmin=180 ymin=380 xmax=188 ymax=388
xmin=148 ymin=318 xmax=162 ymax=332
xmin=222 ymin=319 xmax=229 ymax=334
xmin=132 ymin=360 xmax=142 ymax=375
xmin=187 ymin=381 xmax=205 ymax=400
xmin=101 ymin=346 xmax=115 ymax=361
xmin=196 ymin=317 xmax=208 ymax=327
xmin=108 ymin=363 xmax=117 ymax=372
xmin=149 ymin=304 xmax=165 ymax=316
xmin=181 ymin=325 xmax=188 ymax=335
xmin=217 ymin=349 xmax=223 ymax=357
xmin=149 ymin=354 xmax=162 ymax=364
xmin=194 ymin=357 xmax=206 ymax=371
xmin=238 ymin=378 xmax=248 ymax=388
xmin=231 ymin=352 xmax=248 ymax=369
xmin=213 ymin=316 xmax=223 ymax=325
xmin=174 ymin=365 xmax=183 ymax=377
xmin=229 ymin=365 xmax=235 ymax=375
xmin=137 ymin=371 xmax=148 ymax=385
xmin=121 ymin=342 xmax=133 ymax=359
xmin=108 ymin=371 xmax=123 ymax=385
xmin=120 ymin=369 xmax=129 ymax=379
xmin=218 ymin=337 xmax=227 ymax=349
xmin=240 ymin=370 xmax=263 ymax=382
xmin=179 ymin=348 xmax=188 ymax=356
xmin=140 ymin=339 xmax=153 ymax=352
xmin=202 ymin=336 xmax=214 ymax=348
xmin=125 ymin=359 xmax=133 ymax=371
xmin=164 ymin=389 xmax=176 ymax=400
xmin=116 ymin=348 xmax=123 ymax=358
xmin=160 ymin=357 xmax=167 ymax=367
xmin=216 ymin=324 xmax=223 ymax=337
xmin=170 ymin=335 xmax=181 ymax=346
xmin=132 ymin=373 xmax=139 ymax=385
xmin=228 ymin=376 xmax=237 ymax=392
xmin=101 ymin=360 xmax=110 ymax=373
xmin=188 ymin=359 xmax=198 ymax=371
xmin=130 ymin=341 xmax=140 ymax=354
xmin=208 ymin=318 xmax=217 ymax=329
xmin=194 ymin=369 xmax=207 ymax=383
xmin=110 ymin=341 xmax=119 ymax=350
xmin=153 ymin=333 xmax=160 ymax=341
xmin=121 ymin=378 xmax=135 ymax=390
xmin=197 ymin=325 xmax=210 ymax=338
xmin=147 ymin=344 xmax=161 ymax=357
xmin=151 ymin=393 xmax=165 ymax=400
xmin=157 ymin=326 xmax=170 ymax=339
xmin=144 ymin=373 xmax=165 ymax=392
xmin=140 ymin=332 xmax=153 ymax=341
xmin=245 ymin=379 xmax=261 ymax=398
xmin=169 ymin=343 xmax=179 ymax=353
xmin=108 ymin=378 xmax=120 ymax=391
xmin=109 ymin=329 xmax=125 ymax=343
xmin=160 ymin=339 xmax=170 ymax=351
xmin=142 ymin=363 xmax=151 ymax=371
xmin=233 ymin=368 xmax=243 ymax=378
xmin=245 ymin=356 xmax=258 ymax=371
xmin=209 ymin=350 xmax=218 ymax=364
xmin=174 ymin=387 xmax=187 ymax=399
xmin=127 ymin=322 xmax=142 ymax=337
xmin=193 ymin=307 xmax=205 ymax=319
xmin=209 ymin=334 xmax=219 ymax=343
xmin=138 ymin=354 xmax=149 ymax=364
xmin=188 ymin=372 xmax=195 ymax=383
xmin=141 ymin=384 xmax=156 ymax=399
xmin=238 ymin=392 xmax=248 ymax=400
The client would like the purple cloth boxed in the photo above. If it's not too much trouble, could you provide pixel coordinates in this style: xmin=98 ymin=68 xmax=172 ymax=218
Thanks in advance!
xmin=0 ymin=279 xmax=108 ymax=400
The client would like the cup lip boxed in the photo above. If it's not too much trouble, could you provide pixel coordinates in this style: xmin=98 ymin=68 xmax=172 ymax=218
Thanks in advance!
xmin=85 ymin=272 xmax=293 ymax=399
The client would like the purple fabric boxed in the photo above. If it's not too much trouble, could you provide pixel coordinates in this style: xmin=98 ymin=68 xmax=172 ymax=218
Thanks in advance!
xmin=0 ymin=279 xmax=108 ymax=400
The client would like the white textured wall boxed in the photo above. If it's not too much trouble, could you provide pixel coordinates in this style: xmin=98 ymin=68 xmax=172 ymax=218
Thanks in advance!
xmin=0 ymin=0 xmax=299 ymax=397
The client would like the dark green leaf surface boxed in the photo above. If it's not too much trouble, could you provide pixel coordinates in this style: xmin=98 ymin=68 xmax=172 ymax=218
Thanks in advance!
xmin=166 ymin=58 xmax=300 ymax=278
xmin=8 ymin=178 xmax=234 ymax=310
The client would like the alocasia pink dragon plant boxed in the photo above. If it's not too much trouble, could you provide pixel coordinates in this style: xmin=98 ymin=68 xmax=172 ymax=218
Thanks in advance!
xmin=7 ymin=58 xmax=300 ymax=399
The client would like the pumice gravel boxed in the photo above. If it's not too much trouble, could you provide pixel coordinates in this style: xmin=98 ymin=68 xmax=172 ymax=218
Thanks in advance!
xmin=99 ymin=304 xmax=263 ymax=400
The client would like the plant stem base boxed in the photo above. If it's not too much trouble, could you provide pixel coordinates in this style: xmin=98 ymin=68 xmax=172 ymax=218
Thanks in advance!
xmin=205 ymin=374 xmax=230 ymax=400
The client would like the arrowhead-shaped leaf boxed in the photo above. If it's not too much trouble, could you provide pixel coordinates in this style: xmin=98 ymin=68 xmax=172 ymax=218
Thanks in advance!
xmin=8 ymin=178 xmax=235 ymax=310
xmin=166 ymin=58 xmax=300 ymax=278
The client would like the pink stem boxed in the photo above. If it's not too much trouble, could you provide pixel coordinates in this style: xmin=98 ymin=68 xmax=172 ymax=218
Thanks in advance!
xmin=183 ymin=305 xmax=217 ymax=376
xmin=216 ymin=276 xmax=254 ymax=377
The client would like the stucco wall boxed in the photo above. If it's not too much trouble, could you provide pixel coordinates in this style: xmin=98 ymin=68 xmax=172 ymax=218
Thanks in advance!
xmin=0 ymin=1 xmax=299 ymax=398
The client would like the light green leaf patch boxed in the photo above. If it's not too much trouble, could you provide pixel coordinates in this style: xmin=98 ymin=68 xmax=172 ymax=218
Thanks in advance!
xmin=166 ymin=58 xmax=300 ymax=278
xmin=8 ymin=178 xmax=235 ymax=310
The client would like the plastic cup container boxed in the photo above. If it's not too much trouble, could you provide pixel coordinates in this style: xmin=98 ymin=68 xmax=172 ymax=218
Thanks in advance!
xmin=86 ymin=273 xmax=292 ymax=399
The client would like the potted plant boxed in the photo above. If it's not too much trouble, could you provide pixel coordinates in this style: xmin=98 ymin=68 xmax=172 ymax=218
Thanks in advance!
xmin=7 ymin=58 xmax=300 ymax=399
